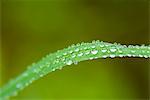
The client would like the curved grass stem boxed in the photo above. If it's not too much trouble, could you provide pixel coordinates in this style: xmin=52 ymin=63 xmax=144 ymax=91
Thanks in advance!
xmin=0 ymin=40 xmax=150 ymax=99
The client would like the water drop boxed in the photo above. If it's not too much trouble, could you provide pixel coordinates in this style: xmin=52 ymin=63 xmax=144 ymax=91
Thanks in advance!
xmin=76 ymin=43 xmax=80 ymax=46
xmin=58 ymin=67 xmax=63 ymax=70
xmin=66 ymin=60 xmax=73 ymax=65
xmin=100 ymin=45 xmax=104 ymax=47
xmin=23 ymin=73 xmax=28 ymax=77
xmin=85 ymin=51 xmax=90 ymax=55
xmin=56 ymin=55 xmax=60 ymax=58
xmin=33 ymin=69 xmax=39 ymax=73
xmin=61 ymin=58 xmax=65 ymax=61
xmin=91 ymin=45 xmax=96 ymax=48
xmin=144 ymin=55 xmax=148 ymax=58
xmin=39 ymin=74 xmax=44 ymax=77
xmin=119 ymin=55 xmax=124 ymax=57
xmin=16 ymin=83 xmax=22 ymax=89
xmin=92 ymin=40 xmax=96 ymax=43
xmin=118 ymin=50 xmax=123 ymax=53
xmin=127 ymin=54 xmax=132 ymax=57
xmin=71 ymin=54 xmax=76 ymax=58
xmin=89 ymin=57 xmax=94 ymax=60
xmin=63 ymin=52 xmax=67 ymax=56
xmin=71 ymin=44 xmax=75 ymax=47
xmin=91 ymin=50 xmax=98 ymax=55
xmin=25 ymin=83 xmax=29 ymax=86
xmin=84 ymin=47 xmax=88 ymax=50
xmin=101 ymin=49 xmax=107 ymax=53
xmin=132 ymin=55 xmax=136 ymax=57
xmin=142 ymin=50 xmax=145 ymax=53
xmin=96 ymin=40 xmax=100 ymax=43
xmin=131 ymin=50 xmax=135 ymax=53
xmin=102 ymin=55 xmax=107 ymax=58
xmin=75 ymin=48 xmax=79 ymax=52
xmin=39 ymin=66 xmax=44 ymax=69
xmin=94 ymin=57 xmax=98 ymax=59
xmin=73 ymin=61 xmax=78 ymax=65
xmin=110 ymin=54 xmax=115 ymax=58
xmin=52 ymin=68 xmax=56 ymax=71
xmin=110 ymin=48 xmax=117 ymax=52
xmin=69 ymin=50 xmax=73 ymax=54
xmin=78 ymin=53 xmax=83 ymax=57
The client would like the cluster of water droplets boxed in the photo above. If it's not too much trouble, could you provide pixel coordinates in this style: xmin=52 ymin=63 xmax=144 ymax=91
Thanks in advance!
xmin=1 ymin=40 xmax=149 ymax=99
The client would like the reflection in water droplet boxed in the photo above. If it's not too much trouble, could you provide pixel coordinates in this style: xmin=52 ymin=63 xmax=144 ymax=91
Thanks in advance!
xmin=101 ymin=49 xmax=107 ymax=53
xmin=75 ymin=48 xmax=79 ymax=52
xmin=89 ymin=57 xmax=94 ymax=60
xmin=85 ymin=51 xmax=90 ymax=55
xmin=139 ymin=55 xmax=143 ymax=57
xmin=119 ymin=55 xmax=124 ymax=57
xmin=84 ymin=47 xmax=88 ymax=50
xmin=102 ymin=55 xmax=107 ymax=58
xmin=78 ymin=53 xmax=83 ymax=57
xmin=127 ymin=54 xmax=132 ymax=57
xmin=110 ymin=54 xmax=115 ymax=58
xmin=91 ymin=50 xmax=98 ymax=55
xmin=100 ymin=45 xmax=104 ymax=47
xmin=63 ymin=52 xmax=67 ymax=56
xmin=74 ymin=61 xmax=78 ymax=65
xmin=69 ymin=50 xmax=73 ymax=54
xmin=66 ymin=60 xmax=73 ymax=65
xmin=91 ymin=45 xmax=96 ymax=48
xmin=110 ymin=48 xmax=117 ymax=52
xmin=72 ymin=54 xmax=76 ymax=58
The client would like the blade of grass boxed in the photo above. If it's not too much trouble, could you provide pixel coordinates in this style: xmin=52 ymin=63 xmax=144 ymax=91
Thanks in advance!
xmin=0 ymin=40 xmax=149 ymax=99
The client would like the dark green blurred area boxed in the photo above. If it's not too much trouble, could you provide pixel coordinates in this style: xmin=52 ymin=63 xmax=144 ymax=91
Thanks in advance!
xmin=1 ymin=0 xmax=149 ymax=99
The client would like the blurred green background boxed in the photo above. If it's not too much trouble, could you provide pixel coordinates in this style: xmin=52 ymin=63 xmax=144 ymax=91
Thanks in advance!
xmin=1 ymin=0 xmax=149 ymax=99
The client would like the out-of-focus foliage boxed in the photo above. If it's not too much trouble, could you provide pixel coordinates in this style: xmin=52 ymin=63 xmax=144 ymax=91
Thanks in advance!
xmin=1 ymin=0 xmax=149 ymax=99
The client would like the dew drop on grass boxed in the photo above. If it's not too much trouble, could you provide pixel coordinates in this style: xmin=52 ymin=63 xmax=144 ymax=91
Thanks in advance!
xmin=23 ymin=73 xmax=28 ymax=77
xmin=72 ymin=54 xmax=76 ymax=58
xmin=69 ymin=50 xmax=73 ymax=54
xmin=139 ymin=54 xmax=143 ymax=57
xmin=127 ymin=54 xmax=132 ymax=57
xmin=119 ymin=54 xmax=124 ymax=57
xmin=63 ymin=52 xmax=67 ymax=56
xmin=91 ymin=50 xmax=98 ymax=55
xmin=39 ymin=74 xmax=44 ymax=77
xmin=16 ymin=83 xmax=22 ymax=89
xmin=73 ymin=61 xmax=78 ymax=65
xmin=39 ymin=66 xmax=44 ymax=69
xmin=85 ymin=51 xmax=90 ymax=55
xmin=144 ymin=55 xmax=148 ymax=58
xmin=78 ymin=53 xmax=83 ymax=57
xmin=101 ymin=49 xmax=107 ymax=53
xmin=131 ymin=50 xmax=135 ymax=53
xmin=89 ymin=57 xmax=94 ymax=60
xmin=100 ymin=44 xmax=104 ymax=48
xmin=110 ymin=54 xmax=115 ymax=58
xmin=75 ymin=48 xmax=79 ymax=52
xmin=57 ymin=66 xmax=62 ymax=70
xmin=66 ymin=60 xmax=73 ymax=65
xmin=91 ymin=45 xmax=96 ymax=48
xmin=84 ymin=47 xmax=88 ymax=50
xmin=51 ymin=68 xmax=56 ymax=72
xmin=102 ymin=55 xmax=107 ymax=58
xmin=118 ymin=50 xmax=123 ymax=53
xmin=110 ymin=48 xmax=117 ymax=52
xmin=25 ymin=83 xmax=29 ymax=87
